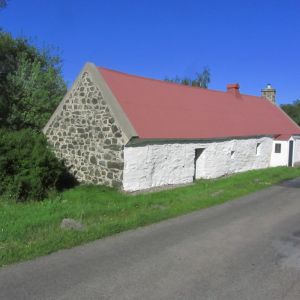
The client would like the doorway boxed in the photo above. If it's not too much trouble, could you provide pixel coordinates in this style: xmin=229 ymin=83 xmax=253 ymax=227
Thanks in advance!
xmin=194 ymin=148 xmax=205 ymax=180
xmin=288 ymin=140 xmax=294 ymax=167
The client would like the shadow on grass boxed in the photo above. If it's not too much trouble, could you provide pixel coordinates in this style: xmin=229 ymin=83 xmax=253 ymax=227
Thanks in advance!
xmin=276 ymin=177 xmax=300 ymax=189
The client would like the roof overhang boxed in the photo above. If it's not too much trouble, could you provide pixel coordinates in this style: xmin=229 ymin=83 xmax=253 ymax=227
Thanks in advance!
xmin=126 ymin=134 xmax=274 ymax=147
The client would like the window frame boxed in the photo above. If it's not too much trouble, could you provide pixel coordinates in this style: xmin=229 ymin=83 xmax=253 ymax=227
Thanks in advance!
xmin=274 ymin=143 xmax=281 ymax=154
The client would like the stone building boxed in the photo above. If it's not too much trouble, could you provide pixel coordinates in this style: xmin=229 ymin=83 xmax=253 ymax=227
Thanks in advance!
xmin=43 ymin=63 xmax=300 ymax=191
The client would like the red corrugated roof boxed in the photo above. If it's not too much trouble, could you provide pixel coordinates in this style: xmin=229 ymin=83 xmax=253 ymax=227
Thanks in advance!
xmin=275 ymin=134 xmax=292 ymax=141
xmin=98 ymin=67 xmax=300 ymax=140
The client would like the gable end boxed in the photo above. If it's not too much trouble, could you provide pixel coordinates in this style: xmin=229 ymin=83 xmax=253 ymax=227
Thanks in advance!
xmin=43 ymin=67 xmax=129 ymax=187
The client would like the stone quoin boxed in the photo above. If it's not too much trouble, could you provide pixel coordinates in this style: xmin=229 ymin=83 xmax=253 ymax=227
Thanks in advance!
xmin=43 ymin=63 xmax=300 ymax=191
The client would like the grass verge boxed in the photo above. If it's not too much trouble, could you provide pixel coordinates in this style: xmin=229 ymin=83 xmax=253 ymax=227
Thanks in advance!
xmin=1 ymin=166 xmax=300 ymax=267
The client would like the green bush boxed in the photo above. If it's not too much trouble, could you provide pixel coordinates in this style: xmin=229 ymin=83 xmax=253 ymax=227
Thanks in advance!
xmin=0 ymin=129 xmax=76 ymax=201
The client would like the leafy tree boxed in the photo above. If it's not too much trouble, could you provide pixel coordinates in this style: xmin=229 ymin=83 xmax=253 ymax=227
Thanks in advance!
xmin=165 ymin=67 xmax=210 ymax=89
xmin=281 ymin=100 xmax=300 ymax=126
xmin=0 ymin=31 xmax=75 ymax=201
xmin=0 ymin=0 xmax=7 ymax=9
xmin=0 ymin=30 xmax=66 ymax=130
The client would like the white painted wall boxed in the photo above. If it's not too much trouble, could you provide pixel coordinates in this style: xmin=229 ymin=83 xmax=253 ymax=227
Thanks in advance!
xmin=293 ymin=137 xmax=300 ymax=165
xmin=269 ymin=137 xmax=300 ymax=167
xmin=123 ymin=137 xmax=273 ymax=191
xmin=270 ymin=141 xmax=289 ymax=167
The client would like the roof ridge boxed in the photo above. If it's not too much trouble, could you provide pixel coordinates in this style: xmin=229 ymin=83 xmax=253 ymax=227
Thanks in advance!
xmin=98 ymin=66 xmax=262 ymax=99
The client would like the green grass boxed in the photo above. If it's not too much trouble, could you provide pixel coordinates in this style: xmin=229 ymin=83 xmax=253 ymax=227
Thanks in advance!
xmin=1 ymin=166 xmax=300 ymax=267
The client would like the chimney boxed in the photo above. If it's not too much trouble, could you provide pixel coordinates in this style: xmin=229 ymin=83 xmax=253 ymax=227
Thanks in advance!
xmin=261 ymin=83 xmax=276 ymax=104
xmin=227 ymin=83 xmax=240 ymax=96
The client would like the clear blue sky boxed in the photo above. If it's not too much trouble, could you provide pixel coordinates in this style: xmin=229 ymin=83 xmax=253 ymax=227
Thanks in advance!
xmin=1 ymin=0 xmax=300 ymax=104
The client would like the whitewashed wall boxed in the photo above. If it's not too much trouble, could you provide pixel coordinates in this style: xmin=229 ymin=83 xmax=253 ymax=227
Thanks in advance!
xmin=270 ymin=141 xmax=289 ymax=167
xmin=293 ymin=138 xmax=300 ymax=165
xmin=123 ymin=137 xmax=273 ymax=191
xmin=270 ymin=137 xmax=300 ymax=167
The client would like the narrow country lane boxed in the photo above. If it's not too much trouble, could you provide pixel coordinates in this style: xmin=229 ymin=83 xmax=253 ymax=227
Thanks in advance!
xmin=1 ymin=179 xmax=300 ymax=300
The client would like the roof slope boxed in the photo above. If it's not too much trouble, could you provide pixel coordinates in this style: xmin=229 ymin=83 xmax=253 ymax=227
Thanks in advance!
xmin=98 ymin=67 xmax=300 ymax=140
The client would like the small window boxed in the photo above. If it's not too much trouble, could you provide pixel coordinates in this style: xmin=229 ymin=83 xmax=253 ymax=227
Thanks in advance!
xmin=275 ymin=143 xmax=281 ymax=153
xmin=256 ymin=143 xmax=261 ymax=155
xmin=230 ymin=151 xmax=235 ymax=159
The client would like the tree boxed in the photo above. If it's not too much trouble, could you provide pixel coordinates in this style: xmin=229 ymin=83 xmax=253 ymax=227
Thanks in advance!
xmin=0 ymin=31 xmax=75 ymax=201
xmin=165 ymin=67 xmax=210 ymax=89
xmin=0 ymin=0 xmax=7 ymax=9
xmin=0 ymin=30 xmax=66 ymax=130
xmin=281 ymin=100 xmax=300 ymax=126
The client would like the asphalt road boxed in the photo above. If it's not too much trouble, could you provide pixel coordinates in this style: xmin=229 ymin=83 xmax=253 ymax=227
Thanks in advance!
xmin=1 ymin=179 xmax=300 ymax=300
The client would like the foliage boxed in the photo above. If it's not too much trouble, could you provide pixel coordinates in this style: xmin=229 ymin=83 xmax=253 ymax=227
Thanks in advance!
xmin=0 ymin=0 xmax=7 ymax=9
xmin=0 ymin=129 xmax=76 ymax=202
xmin=165 ymin=67 xmax=210 ymax=88
xmin=0 ymin=30 xmax=66 ymax=130
xmin=281 ymin=100 xmax=300 ymax=126
xmin=0 ymin=31 xmax=71 ymax=203
xmin=1 ymin=166 xmax=300 ymax=266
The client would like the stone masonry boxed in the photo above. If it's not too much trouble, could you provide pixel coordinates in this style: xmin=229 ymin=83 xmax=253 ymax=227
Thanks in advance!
xmin=44 ymin=72 xmax=126 ymax=187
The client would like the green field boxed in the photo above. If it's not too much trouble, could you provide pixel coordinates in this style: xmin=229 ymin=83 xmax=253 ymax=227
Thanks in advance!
xmin=1 ymin=166 xmax=300 ymax=267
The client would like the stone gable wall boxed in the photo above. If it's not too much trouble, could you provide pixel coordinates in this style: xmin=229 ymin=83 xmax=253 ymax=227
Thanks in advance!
xmin=44 ymin=71 xmax=126 ymax=187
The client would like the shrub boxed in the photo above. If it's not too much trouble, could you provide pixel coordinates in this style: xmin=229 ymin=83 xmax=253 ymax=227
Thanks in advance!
xmin=0 ymin=129 xmax=76 ymax=201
